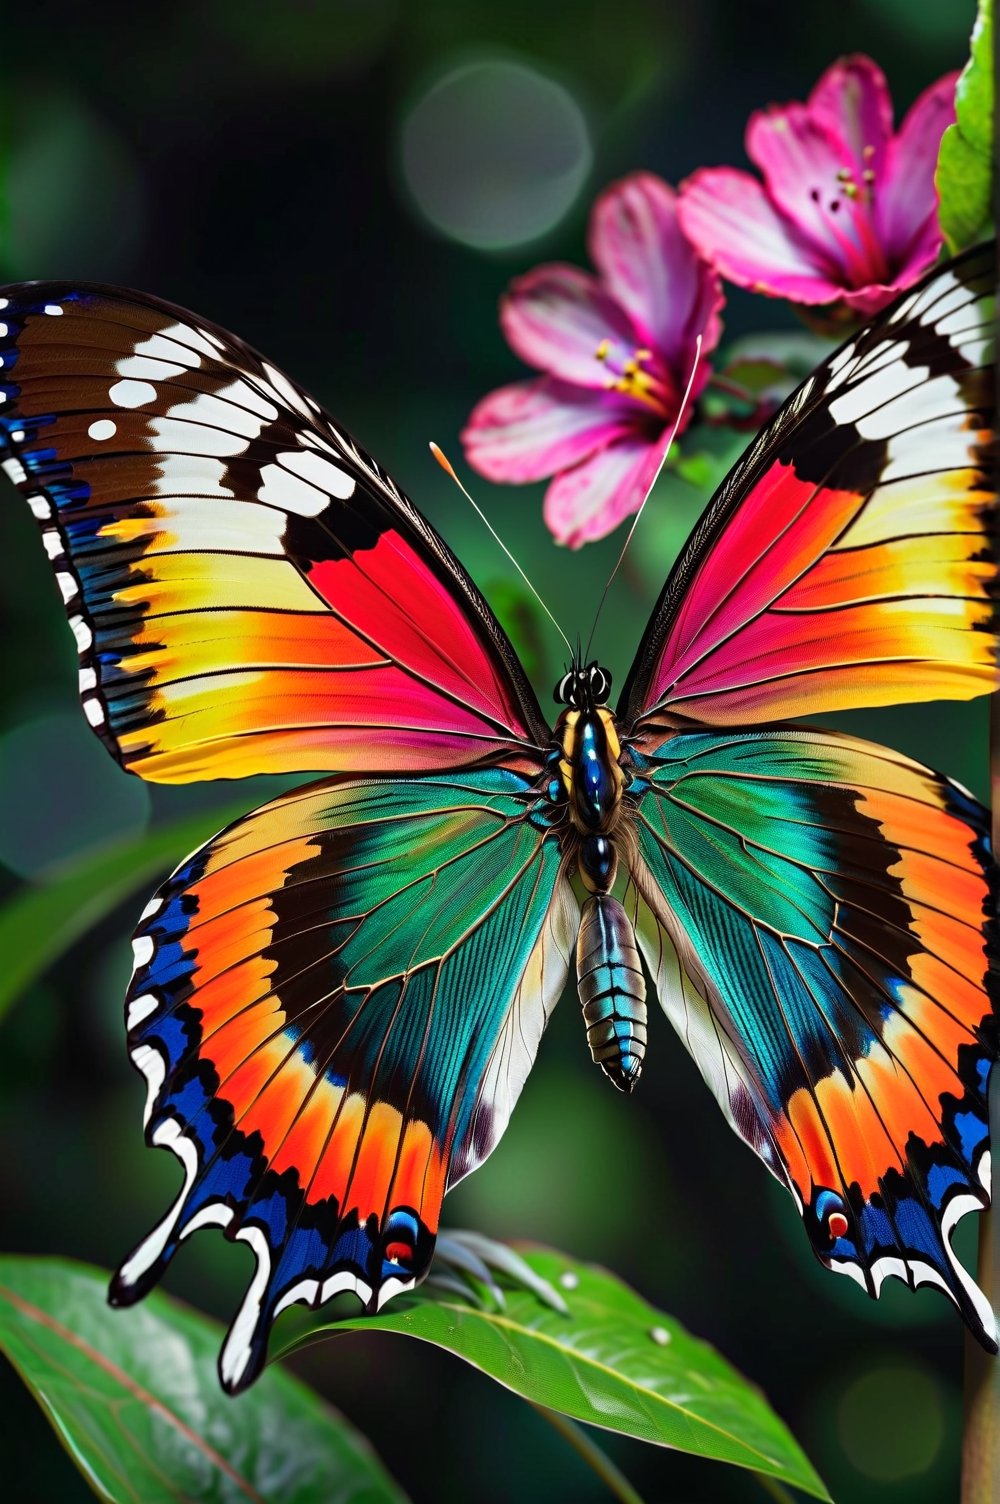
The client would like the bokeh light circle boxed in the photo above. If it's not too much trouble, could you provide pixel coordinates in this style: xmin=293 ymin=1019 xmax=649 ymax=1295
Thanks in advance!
xmin=837 ymin=1363 xmax=945 ymax=1481
xmin=6 ymin=95 xmax=146 ymax=281
xmin=400 ymin=58 xmax=591 ymax=250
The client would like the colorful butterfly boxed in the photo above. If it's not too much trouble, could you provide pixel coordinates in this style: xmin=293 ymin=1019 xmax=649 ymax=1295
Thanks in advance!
xmin=1 ymin=244 xmax=995 ymax=1394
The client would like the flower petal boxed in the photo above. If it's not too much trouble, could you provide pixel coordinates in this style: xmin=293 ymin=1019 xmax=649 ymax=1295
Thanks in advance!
xmin=878 ymin=72 xmax=957 ymax=263
xmin=746 ymin=103 xmax=867 ymax=269
xmin=839 ymin=280 xmax=915 ymax=318
xmin=499 ymin=263 xmax=642 ymax=387
xmin=587 ymin=171 xmax=724 ymax=376
xmin=544 ymin=433 xmax=666 ymax=547
xmin=677 ymin=168 xmax=848 ymax=304
xmin=809 ymin=55 xmax=894 ymax=181
xmin=461 ymin=377 xmax=636 ymax=484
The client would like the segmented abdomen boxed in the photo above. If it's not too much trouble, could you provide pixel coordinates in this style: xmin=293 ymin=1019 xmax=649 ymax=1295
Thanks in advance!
xmin=576 ymin=893 xmax=647 ymax=1093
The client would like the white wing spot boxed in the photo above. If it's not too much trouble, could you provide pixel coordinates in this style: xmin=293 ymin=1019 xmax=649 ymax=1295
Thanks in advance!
xmin=88 ymin=419 xmax=117 ymax=442
xmin=280 ymin=449 xmax=355 ymax=499
xmin=132 ymin=934 xmax=155 ymax=969
xmin=130 ymin=1044 xmax=167 ymax=1130
xmin=126 ymin=992 xmax=159 ymax=1030
xmin=110 ymin=378 xmax=157 ymax=409
xmin=116 ymin=1115 xmax=197 ymax=1285
xmin=258 ymin=461 xmax=328 ymax=516
xmin=261 ymin=362 xmax=312 ymax=419
xmin=219 ymin=1224 xmax=273 ymax=1392
xmin=828 ymin=361 xmax=927 ymax=430
xmin=160 ymin=320 xmax=221 ymax=361
xmin=133 ymin=331 xmax=202 ymax=371
xmin=70 ymin=614 xmax=93 ymax=651
xmin=117 ymin=353 xmax=186 ymax=381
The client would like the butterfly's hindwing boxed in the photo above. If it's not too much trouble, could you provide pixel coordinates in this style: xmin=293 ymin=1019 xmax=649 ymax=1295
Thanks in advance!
xmin=627 ymin=727 xmax=998 ymax=1342
xmin=112 ymin=767 xmax=576 ymax=1391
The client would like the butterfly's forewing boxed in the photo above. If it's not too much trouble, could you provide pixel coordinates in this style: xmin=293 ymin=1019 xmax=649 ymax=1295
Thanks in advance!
xmin=0 ymin=284 xmax=549 ymax=781
xmin=620 ymin=244 xmax=996 ymax=731
xmin=627 ymin=729 xmax=997 ymax=1341
xmin=112 ymin=767 xmax=576 ymax=1392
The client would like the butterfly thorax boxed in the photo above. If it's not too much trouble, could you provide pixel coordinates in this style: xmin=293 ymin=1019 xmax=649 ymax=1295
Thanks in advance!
xmin=552 ymin=662 xmax=626 ymax=891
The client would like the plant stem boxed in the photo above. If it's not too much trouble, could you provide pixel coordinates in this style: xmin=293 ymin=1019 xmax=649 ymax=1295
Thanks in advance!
xmin=531 ymin=1405 xmax=647 ymax=1504
xmin=960 ymin=692 xmax=1000 ymax=1503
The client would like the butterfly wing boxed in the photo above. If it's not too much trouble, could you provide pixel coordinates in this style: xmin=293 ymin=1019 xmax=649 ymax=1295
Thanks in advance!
xmin=111 ymin=766 xmax=575 ymax=1392
xmin=625 ymin=728 xmax=997 ymax=1342
xmin=0 ymin=283 xmax=549 ymax=780
xmin=619 ymin=244 xmax=996 ymax=732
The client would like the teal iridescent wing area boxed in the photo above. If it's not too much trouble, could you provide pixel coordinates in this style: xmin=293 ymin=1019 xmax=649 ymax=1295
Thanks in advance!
xmin=626 ymin=729 xmax=997 ymax=1343
xmin=111 ymin=768 xmax=575 ymax=1392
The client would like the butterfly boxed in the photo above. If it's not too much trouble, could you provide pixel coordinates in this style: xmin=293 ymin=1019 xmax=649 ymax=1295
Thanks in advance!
xmin=0 ymin=244 xmax=995 ymax=1394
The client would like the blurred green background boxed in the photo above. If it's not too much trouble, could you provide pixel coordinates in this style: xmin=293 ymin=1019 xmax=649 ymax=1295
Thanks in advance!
xmin=0 ymin=1 xmax=986 ymax=1500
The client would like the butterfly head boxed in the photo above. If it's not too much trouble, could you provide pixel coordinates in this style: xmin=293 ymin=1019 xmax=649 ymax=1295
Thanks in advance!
xmin=554 ymin=661 xmax=613 ymax=711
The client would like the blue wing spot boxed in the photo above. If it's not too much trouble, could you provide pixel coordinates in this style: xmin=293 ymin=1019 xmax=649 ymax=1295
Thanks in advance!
xmin=927 ymin=1161 xmax=968 ymax=1209
xmin=953 ymin=1108 xmax=988 ymax=1164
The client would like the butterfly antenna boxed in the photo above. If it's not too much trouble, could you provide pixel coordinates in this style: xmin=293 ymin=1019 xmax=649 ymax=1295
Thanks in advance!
xmin=430 ymin=442 xmax=574 ymax=658
xmin=583 ymin=335 xmax=702 ymax=663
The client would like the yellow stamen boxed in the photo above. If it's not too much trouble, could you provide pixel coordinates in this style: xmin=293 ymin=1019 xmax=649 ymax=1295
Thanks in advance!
xmin=594 ymin=343 xmax=672 ymax=417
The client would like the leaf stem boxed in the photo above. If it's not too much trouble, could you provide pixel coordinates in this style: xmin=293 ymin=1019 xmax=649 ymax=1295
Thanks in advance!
xmin=960 ymin=691 xmax=1000 ymax=1503
xmin=531 ymin=1404 xmax=647 ymax=1504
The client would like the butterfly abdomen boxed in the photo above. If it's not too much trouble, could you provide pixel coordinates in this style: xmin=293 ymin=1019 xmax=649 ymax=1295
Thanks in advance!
xmin=576 ymin=893 xmax=647 ymax=1093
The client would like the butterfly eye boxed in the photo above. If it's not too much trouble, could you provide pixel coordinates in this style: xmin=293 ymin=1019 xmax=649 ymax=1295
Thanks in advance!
xmin=554 ymin=671 xmax=573 ymax=705
xmin=588 ymin=665 xmax=611 ymax=702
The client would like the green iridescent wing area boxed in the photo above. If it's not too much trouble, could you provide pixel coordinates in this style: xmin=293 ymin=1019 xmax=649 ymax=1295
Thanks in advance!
xmin=111 ymin=767 xmax=576 ymax=1391
xmin=627 ymin=728 xmax=997 ymax=1345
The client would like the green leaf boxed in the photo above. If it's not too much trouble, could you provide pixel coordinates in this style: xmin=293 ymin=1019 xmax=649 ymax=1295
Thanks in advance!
xmin=936 ymin=0 xmax=993 ymax=251
xmin=0 ymin=1256 xmax=409 ymax=1504
xmin=283 ymin=1244 xmax=830 ymax=1501
xmin=0 ymin=802 xmax=248 ymax=1025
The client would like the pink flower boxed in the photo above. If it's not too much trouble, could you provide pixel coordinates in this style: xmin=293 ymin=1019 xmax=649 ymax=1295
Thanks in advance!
xmin=676 ymin=56 xmax=958 ymax=320
xmin=461 ymin=173 xmax=723 ymax=547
